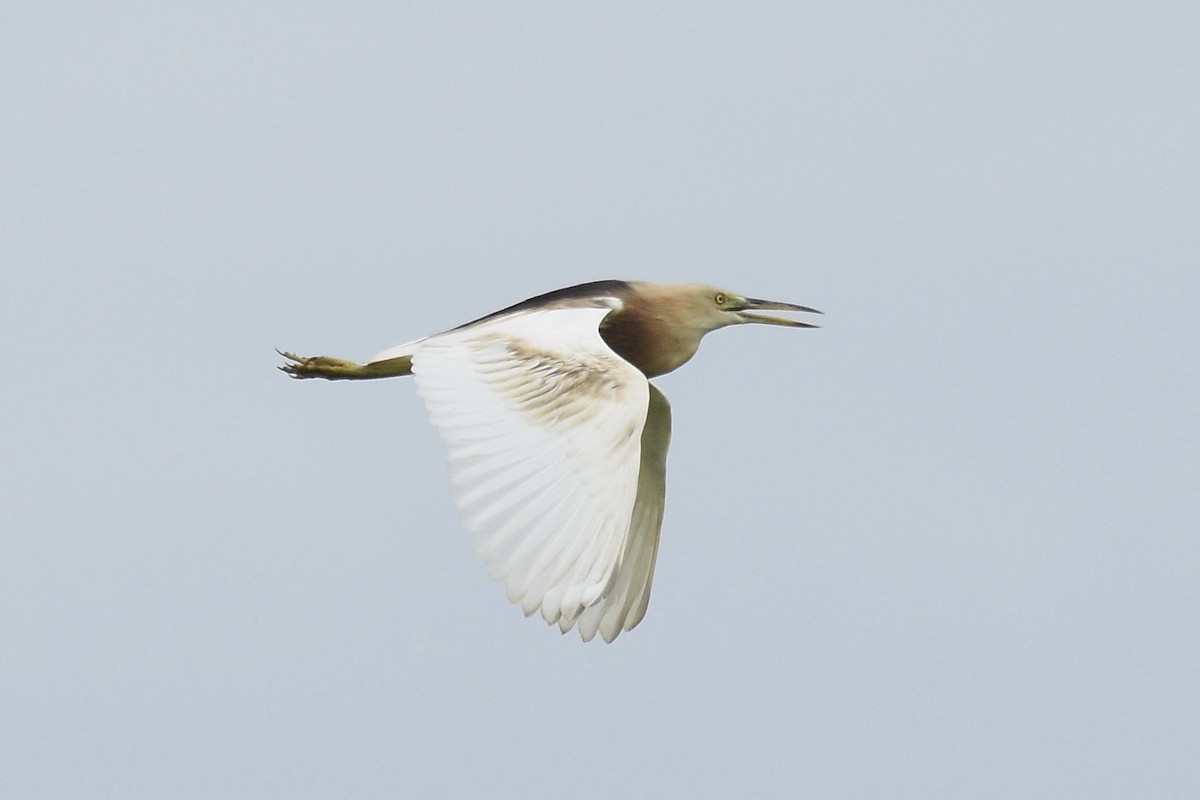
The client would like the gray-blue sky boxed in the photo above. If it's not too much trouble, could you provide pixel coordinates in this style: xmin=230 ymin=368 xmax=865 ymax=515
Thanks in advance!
xmin=2 ymin=3 xmax=1197 ymax=797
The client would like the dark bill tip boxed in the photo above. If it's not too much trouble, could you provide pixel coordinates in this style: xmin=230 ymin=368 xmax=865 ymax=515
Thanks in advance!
xmin=744 ymin=298 xmax=823 ymax=315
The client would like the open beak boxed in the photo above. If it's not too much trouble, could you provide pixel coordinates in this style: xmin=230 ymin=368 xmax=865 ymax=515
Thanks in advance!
xmin=735 ymin=297 xmax=823 ymax=328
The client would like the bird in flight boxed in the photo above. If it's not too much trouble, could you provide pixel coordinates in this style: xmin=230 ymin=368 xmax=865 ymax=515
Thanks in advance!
xmin=279 ymin=280 xmax=820 ymax=642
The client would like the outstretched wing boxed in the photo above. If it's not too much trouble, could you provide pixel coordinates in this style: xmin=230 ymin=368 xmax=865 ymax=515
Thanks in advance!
xmin=410 ymin=304 xmax=653 ymax=638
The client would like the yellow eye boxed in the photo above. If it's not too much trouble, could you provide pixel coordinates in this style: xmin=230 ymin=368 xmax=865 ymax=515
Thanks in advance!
xmin=714 ymin=293 xmax=727 ymax=306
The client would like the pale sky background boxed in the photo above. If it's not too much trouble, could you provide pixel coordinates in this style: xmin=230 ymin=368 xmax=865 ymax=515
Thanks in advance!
xmin=2 ymin=4 xmax=1198 ymax=798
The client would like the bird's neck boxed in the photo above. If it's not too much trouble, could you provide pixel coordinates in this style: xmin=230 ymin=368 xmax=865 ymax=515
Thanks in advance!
xmin=600 ymin=309 xmax=704 ymax=378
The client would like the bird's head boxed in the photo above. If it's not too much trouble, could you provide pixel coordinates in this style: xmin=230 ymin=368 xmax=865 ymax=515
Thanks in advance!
xmin=649 ymin=283 xmax=822 ymax=336
xmin=713 ymin=286 xmax=821 ymax=330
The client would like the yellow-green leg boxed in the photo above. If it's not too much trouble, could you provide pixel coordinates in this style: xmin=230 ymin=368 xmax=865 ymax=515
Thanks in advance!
xmin=277 ymin=349 xmax=413 ymax=380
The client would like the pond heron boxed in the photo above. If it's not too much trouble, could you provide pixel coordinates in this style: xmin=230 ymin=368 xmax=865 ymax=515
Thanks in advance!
xmin=279 ymin=280 xmax=820 ymax=642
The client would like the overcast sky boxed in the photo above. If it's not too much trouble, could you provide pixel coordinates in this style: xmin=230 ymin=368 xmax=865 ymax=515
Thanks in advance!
xmin=2 ymin=3 xmax=1198 ymax=798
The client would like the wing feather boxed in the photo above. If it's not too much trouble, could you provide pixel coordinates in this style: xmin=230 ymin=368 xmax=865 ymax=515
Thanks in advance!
xmin=576 ymin=384 xmax=671 ymax=642
xmin=410 ymin=305 xmax=656 ymax=637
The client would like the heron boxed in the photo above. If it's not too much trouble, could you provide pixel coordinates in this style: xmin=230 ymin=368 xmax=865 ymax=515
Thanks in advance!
xmin=279 ymin=280 xmax=820 ymax=642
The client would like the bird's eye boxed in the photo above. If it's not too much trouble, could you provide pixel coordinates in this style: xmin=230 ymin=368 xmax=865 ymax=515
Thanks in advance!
xmin=714 ymin=293 xmax=727 ymax=306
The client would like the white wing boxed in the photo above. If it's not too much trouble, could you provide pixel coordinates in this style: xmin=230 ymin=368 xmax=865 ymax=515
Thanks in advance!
xmin=410 ymin=305 xmax=654 ymax=638
xmin=576 ymin=384 xmax=670 ymax=642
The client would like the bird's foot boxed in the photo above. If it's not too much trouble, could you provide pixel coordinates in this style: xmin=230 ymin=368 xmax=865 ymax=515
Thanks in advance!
xmin=276 ymin=350 xmax=367 ymax=380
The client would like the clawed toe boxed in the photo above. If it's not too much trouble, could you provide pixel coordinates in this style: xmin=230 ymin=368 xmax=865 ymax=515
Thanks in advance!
xmin=276 ymin=349 xmax=314 ymax=379
xmin=276 ymin=349 xmax=367 ymax=380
